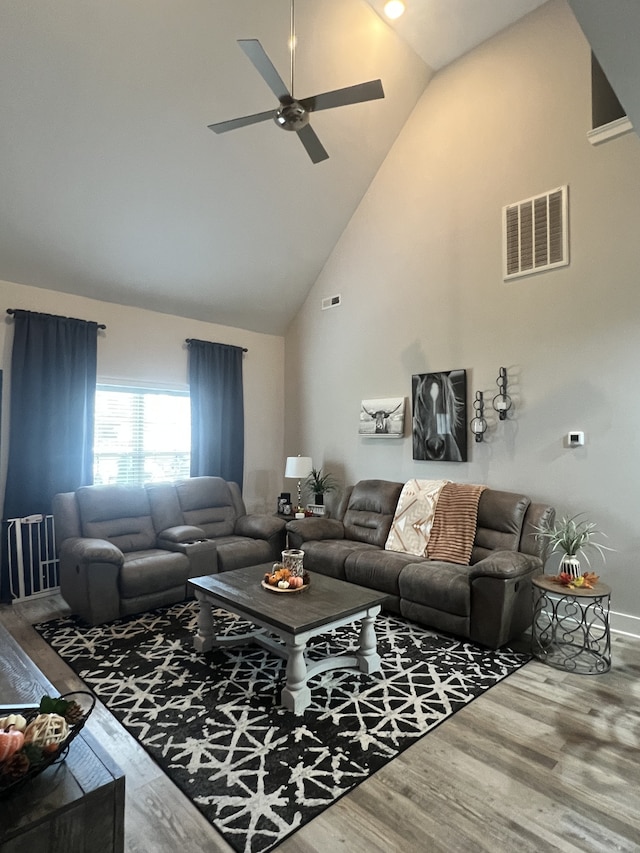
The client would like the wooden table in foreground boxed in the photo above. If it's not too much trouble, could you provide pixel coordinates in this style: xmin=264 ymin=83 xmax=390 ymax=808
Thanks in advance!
xmin=0 ymin=622 xmax=125 ymax=853
xmin=189 ymin=564 xmax=386 ymax=715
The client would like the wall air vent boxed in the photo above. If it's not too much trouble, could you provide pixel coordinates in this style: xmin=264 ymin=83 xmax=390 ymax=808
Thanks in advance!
xmin=503 ymin=185 xmax=569 ymax=280
xmin=321 ymin=294 xmax=341 ymax=310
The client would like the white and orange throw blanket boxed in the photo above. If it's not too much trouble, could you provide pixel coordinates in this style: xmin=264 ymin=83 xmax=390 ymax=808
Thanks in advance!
xmin=385 ymin=479 xmax=487 ymax=564
xmin=385 ymin=479 xmax=449 ymax=556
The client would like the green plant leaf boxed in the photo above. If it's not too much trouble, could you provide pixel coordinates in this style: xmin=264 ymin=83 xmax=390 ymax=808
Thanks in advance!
xmin=22 ymin=742 xmax=45 ymax=767
xmin=533 ymin=512 xmax=613 ymax=562
xmin=304 ymin=468 xmax=339 ymax=494
xmin=39 ymin=695 xmax=71 ymax=715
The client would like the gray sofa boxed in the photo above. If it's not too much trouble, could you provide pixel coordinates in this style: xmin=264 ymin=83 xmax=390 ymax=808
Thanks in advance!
xmin=286 ymin=479 xmax=555 ymax=649
xmin=53 ymin=476 xmax=286 ymax=626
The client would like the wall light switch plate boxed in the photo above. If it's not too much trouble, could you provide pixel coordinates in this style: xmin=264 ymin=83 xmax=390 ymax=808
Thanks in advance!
xmin=567 ymin=431 xmax=585 ymax=447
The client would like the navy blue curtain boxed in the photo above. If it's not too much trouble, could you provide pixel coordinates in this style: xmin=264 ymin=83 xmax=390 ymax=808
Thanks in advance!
xmin=3 ymin=310 xmax=98 ymax=520
xmin=188 ymin=340 xmax=244 ymax=487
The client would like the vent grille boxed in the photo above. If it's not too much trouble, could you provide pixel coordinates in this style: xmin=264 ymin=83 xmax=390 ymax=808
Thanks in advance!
xmin=321 ymin=294 xmax=341 ymax=310
xmin=503 ymin=186 xmax=568 ymax=280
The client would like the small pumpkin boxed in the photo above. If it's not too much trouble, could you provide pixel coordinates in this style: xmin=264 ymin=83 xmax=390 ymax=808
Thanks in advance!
xmin=0 ymin=714 xmax=27 ymax=733
xmin=0 ymin=726 xmax=25 ymax=763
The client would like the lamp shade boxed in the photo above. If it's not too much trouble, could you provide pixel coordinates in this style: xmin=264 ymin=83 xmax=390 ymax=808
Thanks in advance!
xmin=284 ymin=456 xmax=313 ymax=479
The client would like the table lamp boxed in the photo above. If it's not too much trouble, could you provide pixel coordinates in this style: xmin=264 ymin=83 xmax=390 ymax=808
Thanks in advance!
xmin=284 ymin=455 xmax=313 ymax=511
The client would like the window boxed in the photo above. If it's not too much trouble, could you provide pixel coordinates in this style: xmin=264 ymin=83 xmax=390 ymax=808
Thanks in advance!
xmin=591 ymin=52 xmax=625 ymax=129
xmin=94 ymin=386 xmax=191 ymax=486
xmin=588 ymin=51 xmax=632 ymax=146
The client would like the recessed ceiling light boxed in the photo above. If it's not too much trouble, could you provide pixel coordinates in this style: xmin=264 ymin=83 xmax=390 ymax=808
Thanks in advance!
xmin=384 ymin=1 xmax=405 ymax=20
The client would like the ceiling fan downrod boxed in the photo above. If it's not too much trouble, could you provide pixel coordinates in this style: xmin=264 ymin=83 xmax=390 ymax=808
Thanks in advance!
xmin=275 ymin=0 xmax=309 ymax=132
xmin=290 ymin=0 xmax=295 ymax=98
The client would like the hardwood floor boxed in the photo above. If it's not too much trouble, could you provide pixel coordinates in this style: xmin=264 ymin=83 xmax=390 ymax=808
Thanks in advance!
xmin=2 ymin=595 xmax=639 ymax=853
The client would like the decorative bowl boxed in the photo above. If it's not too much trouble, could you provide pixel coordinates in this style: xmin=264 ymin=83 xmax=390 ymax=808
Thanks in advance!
xmin=261 ymin=580 xmax=310 ymax=594
xmin=0 ymin=690 xmax=95 ymax=797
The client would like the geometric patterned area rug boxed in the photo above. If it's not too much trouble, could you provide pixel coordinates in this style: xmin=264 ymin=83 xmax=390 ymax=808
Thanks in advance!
xmin=35 ymin=601 xmax=529 ymax=853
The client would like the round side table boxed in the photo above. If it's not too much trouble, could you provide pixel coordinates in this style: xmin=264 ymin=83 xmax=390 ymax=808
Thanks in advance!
xmin=531 ymin=575 xmax=611 ymax=674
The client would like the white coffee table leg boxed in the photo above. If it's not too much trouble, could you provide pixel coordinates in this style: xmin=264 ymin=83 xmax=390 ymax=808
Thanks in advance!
xmin=193 ymin=591 xmax=215 ymax=653
xmin=281 ymin=636 xmax=311 ymax=715
xmin=357 ymin=607 xmax=382 ymax=674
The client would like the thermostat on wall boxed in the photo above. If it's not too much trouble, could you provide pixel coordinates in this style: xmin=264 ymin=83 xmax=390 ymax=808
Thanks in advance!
xmin=567 ymin=431 xmax=584 ymax=447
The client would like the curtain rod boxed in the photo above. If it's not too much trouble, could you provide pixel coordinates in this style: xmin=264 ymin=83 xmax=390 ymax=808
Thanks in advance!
xmin=185 ymin=337 xmax=248 ymax=352
xmin=7 ymin=308 xmax=106 ymax=330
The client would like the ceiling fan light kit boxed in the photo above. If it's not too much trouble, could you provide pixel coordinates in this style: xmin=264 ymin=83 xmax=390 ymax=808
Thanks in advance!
xmin=384 ymin=1 xmax=406 ymax=20
xmin=208 ymin=1 xmax=385 ymax=163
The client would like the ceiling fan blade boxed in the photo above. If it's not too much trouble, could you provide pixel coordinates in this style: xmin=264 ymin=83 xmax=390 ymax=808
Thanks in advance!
xmin=238 ymin=39 xmax=291 ymax=101
xmin=297 ymin=124 xmax=329 ymax=164
xmin=208 ymin=110 xmax=275 ymax=134
xmin=300 ymin=79 xmax=384 ymax=113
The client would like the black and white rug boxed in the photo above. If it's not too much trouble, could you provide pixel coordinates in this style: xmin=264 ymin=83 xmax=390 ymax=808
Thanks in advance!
xmin=35 ymin=602 xmax=529 ymax=853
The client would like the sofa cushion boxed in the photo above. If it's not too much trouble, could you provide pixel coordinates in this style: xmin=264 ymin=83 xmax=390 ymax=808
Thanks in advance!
xmin=400 ymin=599 xmax=469 ymax=639
xmin=119 ymin=585 xmax=186 ymax=617
xmin=76 ymin=484 xmax=156 ymax=552
xmin=298 ymin=540 xmax=379 ymax=580
xmin=146 ymin=482 xmax=184 ymax=532
xmin=214 ymin=536 xmax=273 ymax=573
xmin=470 ymin=490 xmax=530 ymax=564
xmin=175 ymin=477 xmax=237 ymax=537
xmin=342 ymin=480 xmax=403 ymax=547
xmin=119 ymin=549 xmax=190 ymax=598
xmin=399 ymin=561 xmax=471 ymax=617
xmin=345 ymin=549 xmax=418 ymax=596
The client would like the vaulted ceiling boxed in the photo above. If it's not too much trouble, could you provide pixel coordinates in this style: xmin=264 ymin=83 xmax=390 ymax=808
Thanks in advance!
xmin=1 ymin=1 xmax=548 ymax=334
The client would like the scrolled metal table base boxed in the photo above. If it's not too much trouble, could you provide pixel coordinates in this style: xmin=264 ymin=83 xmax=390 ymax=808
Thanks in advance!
xmin=531 ymin=577 xmax=611 ymax=675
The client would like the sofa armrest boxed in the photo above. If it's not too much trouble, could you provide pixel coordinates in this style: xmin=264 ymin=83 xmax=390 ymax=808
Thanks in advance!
xmin=235 ymin=514 xmax=286 ymax=541
xmin=469 ymin=551 xmax=542 ymax=580
xmin=58 ymin=538 xmax=123 ymax=626
xmin=286 ymin=517 xmax=345 ymax=543
xmin=157 ymin=525 xmax=207 ymax=545
xmin=60 ymin=537 xmax=124 ymax=567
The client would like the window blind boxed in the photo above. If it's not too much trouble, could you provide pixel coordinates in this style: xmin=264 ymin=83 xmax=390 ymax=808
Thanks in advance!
xmin=94 ymin=386 xmax=191 ymax=486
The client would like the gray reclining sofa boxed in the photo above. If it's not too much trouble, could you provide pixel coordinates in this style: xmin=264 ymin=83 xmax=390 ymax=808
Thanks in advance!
xmin=53 ymin=476 xmax=285 ymax=626
xmin=286 ymin=479 xmax=555 ymax=649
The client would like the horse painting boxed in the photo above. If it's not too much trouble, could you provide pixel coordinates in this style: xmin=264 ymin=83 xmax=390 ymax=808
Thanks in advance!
xmin=412 ymin=370 xmax=467 ymax=461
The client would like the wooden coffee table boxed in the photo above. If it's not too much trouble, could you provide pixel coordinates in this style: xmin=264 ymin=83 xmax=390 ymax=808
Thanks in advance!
xmin=189 ymin=564 xmax=386 ymax=715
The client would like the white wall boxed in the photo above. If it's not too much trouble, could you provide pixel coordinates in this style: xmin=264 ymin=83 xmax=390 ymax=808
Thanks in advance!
xmin=0 ymin=279 xmax=284 ymax=513
xmin=285 ymin=0 xmax=640 ymax=633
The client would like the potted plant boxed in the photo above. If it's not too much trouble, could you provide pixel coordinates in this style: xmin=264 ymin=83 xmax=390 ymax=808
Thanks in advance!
xmin=304 ymin=468 xmax=339 ymax=506
xmin=535 ymin=513 xmax=612 ymax=579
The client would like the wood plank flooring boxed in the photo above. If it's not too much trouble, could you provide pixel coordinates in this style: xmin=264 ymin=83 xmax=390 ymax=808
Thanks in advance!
xmin=2 ymin=595 xmax=639 ymax=853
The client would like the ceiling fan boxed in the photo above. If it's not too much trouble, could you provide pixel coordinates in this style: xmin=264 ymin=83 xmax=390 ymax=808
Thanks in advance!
xmin=207 ymin=0 xmax=384 ymax=163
